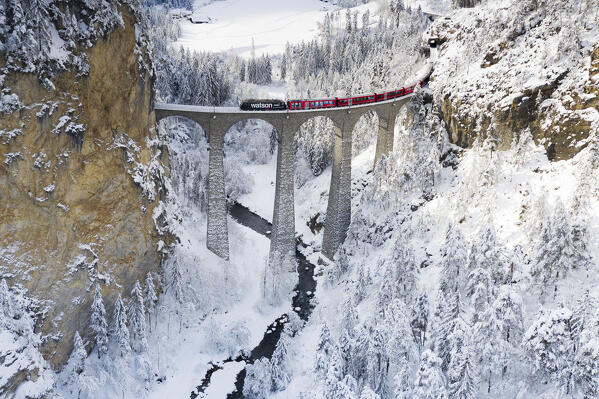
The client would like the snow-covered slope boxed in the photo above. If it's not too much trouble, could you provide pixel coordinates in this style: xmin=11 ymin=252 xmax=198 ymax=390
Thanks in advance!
xmin=429 ymin=0 xmax=599 ymax=160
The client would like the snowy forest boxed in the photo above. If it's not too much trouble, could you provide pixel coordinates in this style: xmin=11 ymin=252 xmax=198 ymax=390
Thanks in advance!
xmin=1 ymin=0 xmax=599 ymax=398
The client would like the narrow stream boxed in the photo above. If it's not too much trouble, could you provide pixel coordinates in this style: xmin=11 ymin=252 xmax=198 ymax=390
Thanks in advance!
xmin=190 ymin=202 xmax=317 ymax=398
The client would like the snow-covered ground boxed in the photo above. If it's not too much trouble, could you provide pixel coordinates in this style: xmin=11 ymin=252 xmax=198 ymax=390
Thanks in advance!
xmin=176 ymin=0 xmax=379 ymax=57
xmin=147 ymin=217 xmax=287 ymax=399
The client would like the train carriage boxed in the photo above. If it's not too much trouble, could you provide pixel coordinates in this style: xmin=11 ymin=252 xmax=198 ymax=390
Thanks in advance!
xmin=288 ymin=98 xmax=337 ymax=110
xmin=244 ymin=79 xmax=425 ymax=112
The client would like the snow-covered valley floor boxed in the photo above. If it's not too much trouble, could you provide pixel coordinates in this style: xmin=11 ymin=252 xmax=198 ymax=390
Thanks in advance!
xmin=177 ymin=0 xmax=373 ymax=58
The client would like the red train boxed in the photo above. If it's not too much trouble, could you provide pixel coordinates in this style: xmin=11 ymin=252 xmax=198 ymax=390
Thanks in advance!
xmin=286 ymin=81 xmax=422 ymax=111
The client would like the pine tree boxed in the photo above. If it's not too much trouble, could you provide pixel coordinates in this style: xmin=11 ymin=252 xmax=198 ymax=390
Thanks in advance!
xmin=0 ymin=279 xmax=12 ymax=319
xmin=439 ymin=224 xmax=467 ymax=295
xmin=129 ymin=281 xmax=147 ymax=353
xmin=438 ymin=289 xmax=465 ymax=371
xmin=340 ymin=296 xmax=358 ymax=336
xmin=448 ymin=344 xmax=478 ymax=399
xmin=66 ymin=330 xmax=101 ymax=397
xmin=23 ymin=0 xmax=52 ymax=64
xmin=366 ymin=325 xmax=389 ymax=395
xmin=239 ymin=59 xmax=246 ymax=82
xmin=264 ymin=55 xmax=272 ymax=84
xmin=387 ymin=299 xmax=418 ymax=366
xmin=466 ymin=267 xmax=492 ymax=324
xmin=144 ymin=272 xmax=157 ymax=332
xmin=412 ymin=350 xmax=448 ymax=399
xmin=524 ymin=307 xmax=577 ymax=394
xmin=243 ymin=358 xmax=272 ymax=398
xmin=280 ymin=55 xmax=287 ymax=80
xmin=572 ymin=289 xmax=597 ymax=344
xmin=575 ymin=308 xmax=599 ymax=399
xmin=360 ymin=386 xmax=380 ymax=399
xmin=328 ymin=374 xmax=358 ymax=399
xmin=67 ymin=331 xmax=87 ymax=379
xmin=411 ymin=292 xmax=429 ymax=348
xmin=168 ymin=259 xmax=184 ymax=302
xmin=393 ymin=363 xmax=412 ymax=399
xmin=531 ymin=201 xmax=591 ymax=294
xmin=112 ymin=294 xmax=130 ymax=357
xmin=391 ymin=238 xmax=417 ymax=301
xmin=468 ymin=226 xmax=508 ymax=285
xmin=90 ymin=284 xmax=108 ymax=359
xmin=315 ymin=323 xmax=333 ymax=378
xmin=324 ymin=349 xmax=346 ymax=398
xmin=271 ymin=325 xmax=292 ymax=391
xmin=353 ymin=263 xmax=369 ymax=303
xmin=345 ymin=9 xmax=352 ymax=33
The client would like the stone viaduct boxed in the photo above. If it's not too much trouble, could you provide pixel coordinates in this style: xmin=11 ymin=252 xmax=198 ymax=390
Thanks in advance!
xmin=154 ymin=65 xmax=432 ymax=273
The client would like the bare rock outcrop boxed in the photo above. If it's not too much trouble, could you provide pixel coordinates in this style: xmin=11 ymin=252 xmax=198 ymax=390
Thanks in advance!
xmin=0 ymin=8 xmax=173 ymax=370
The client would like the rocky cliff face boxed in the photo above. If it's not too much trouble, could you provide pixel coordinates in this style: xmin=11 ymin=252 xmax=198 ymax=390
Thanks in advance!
xmin=0 ymin=8 xmax=172 ymax=372
xmin=428 ymin=0 xmax=599 ymax=160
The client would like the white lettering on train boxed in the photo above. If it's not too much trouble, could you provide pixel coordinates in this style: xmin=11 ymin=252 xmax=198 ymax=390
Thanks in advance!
xmin=250 ymin=103 xmax=274 ymax=109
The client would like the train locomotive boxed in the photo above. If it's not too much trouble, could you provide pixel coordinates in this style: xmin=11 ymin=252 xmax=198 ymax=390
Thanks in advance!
xmin=239 ymin=99 xmax=288 ymax=111
xmin=239 ymin=81 xmax=423 ymax=111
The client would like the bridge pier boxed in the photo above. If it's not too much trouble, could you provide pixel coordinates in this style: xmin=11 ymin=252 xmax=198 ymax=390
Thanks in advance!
xmin=206 ymin=127 xmax=230 ymax=260
xmin=264 ymin=121 xmax=297 ymax=303
xmin=322 ymin=120 xmax=354 ymax=260
xmin=269 ymin=123 xmax=296 ymax=272
xmin=374 ymin=107 xmax=397 ymax=168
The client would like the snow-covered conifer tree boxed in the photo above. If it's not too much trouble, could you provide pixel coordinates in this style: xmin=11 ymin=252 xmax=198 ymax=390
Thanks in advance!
xmin=366 ymin=325 xmax=389 ymax=396
xmin=393 ymin=363 xmax=412 ymax=399
xmin=391 ymin=238 xmax=417 ymax=301
xmin=280 ymin=55 xmax=287 ymax=80
xmin=315 ymin=323 xmax=333 ymax=378
xmin=69 ymin=331 xmax=87 ymax=376
xmin=448 ymin=331 xmax=478 ymax=399
xmin=575 ymin=308 xmax=599 ymax=398
xmin=439 ymin=224 xmax=467 ymax=295
xmin=63 ymin=331 xmax=99 ymax=397
xmin=327 ymin=374 xmax=358 ymax=399
xmin=531 ymin=201 xmax=591 ymax=294
xmin=472 ymin=285 xmax=523 ymax=394
xmin=340 ymin=295 xmax=358 ymax=336
xmin=387 ymin=299 xmax=418 ymax=368
xmin=411 ymin=291 xmax=429 ymax=348
xmin=271 ymin=324 xmax=292 ymax=391
xmin=0 ymin=279 xmax=12 ymax=319
xmin=438 ymin=289 xmax=466 ymax=371
xmin=324 ymin=349 xmax=346 ymax=397
xmin=468 ymin=226 xmax=508 ymax=285
xmin=23 ymin=0 xmax=52 ymax=64
xmin=572 ymin=289 xmax=597 ymax=343
xmin=466 ymin=266 xmax=492 ymax=324
xmin=112 ymin=294 xmax=130 ymax=357
xmin=353 ymin=263 xmax=369 ymax=304
xmin=360 ymin=386 xmax=380 ymax=399
xmin=239 ymin=59 xmax=246 ymax=82
xmin=128 ymin=281 xmax=147 ymax=353
xmin=90 ymin=284 xmax=108 ymax=358
xmin=412 ymin=350 xmax=448 ymax=399
xmin=243 ymin=358 xmax=272 ymax=398
xmin=167 ymin=258 xmax=184 ymax=303
xmin=524 ymin=307 xmax=577 ymax=394
xmin=144 ymin=272 xmax=158 ymax=332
